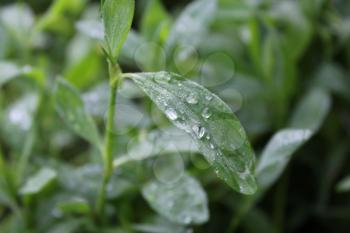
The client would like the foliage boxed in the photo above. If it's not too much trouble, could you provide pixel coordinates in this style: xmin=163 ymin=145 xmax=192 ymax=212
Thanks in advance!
xmin=0 ymin=0 xmax=350 ymax=232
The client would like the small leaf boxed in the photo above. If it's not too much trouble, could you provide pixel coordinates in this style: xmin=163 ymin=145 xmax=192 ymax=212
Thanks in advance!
xmin=166 ymin=0 xmax=217 ymax=50
xmin=56 ymin=197 xmax=90 ymax=215
xmin=0 ymin=62 xmax=22 ymax=86
xmin=133 ymin=216 xmax=191 ymax=233
xmin=20 ymin=168 xmax=57 ymax=195
xmin=256 ymin=88 xmax=331 ymax=190
xmin=256 ymin=129 xmax=312 ymax=189
xmin=337 ymin=175 xmax=350 ymax=192
xmin=289 ymin=88 xmax=331 ymax=132
xmin=53 ymin=79 xmax=101 ymax=147
xmin=102 ymin=0 xmax=135 ymax=60
xmin=142 ymin=174 xmax=209 ymax=225
xmin=126 ymin=72 xmax=257 ymax=194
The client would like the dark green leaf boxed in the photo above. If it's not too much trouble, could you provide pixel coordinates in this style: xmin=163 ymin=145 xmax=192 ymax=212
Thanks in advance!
xmin=126 ymin=72 xmax=257 ymax=194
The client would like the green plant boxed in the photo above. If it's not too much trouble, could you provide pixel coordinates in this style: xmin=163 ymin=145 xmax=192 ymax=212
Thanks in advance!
xmin=1 ymin=0 xmax=350 ymax=232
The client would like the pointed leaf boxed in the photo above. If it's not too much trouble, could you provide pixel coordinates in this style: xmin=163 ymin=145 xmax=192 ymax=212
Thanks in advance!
xmin=127 ymin=72 xmax=257 ymax=194
xmin=337 ymin=175 xmax=350 ymax=192
xmin=142 ymin=174 xmax=209 ymax=225
xmin=102 ymin=0 xmax=135 ymax=60
xmin=20 ymin=168 xmax=57 ymax=195
xmin=0 ymin=62 xmax=22 ymax=86
xmin=53 ymin=79 xmax=101 ymax=146
xmin=257 ymin=88 xmax=331 ymax=189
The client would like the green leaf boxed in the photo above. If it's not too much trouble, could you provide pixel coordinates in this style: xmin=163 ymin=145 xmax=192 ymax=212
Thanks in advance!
xmin=141 ymin=0 xmax=171 ymax=42
xmin=113 ymin=127 xmax=198 ymax=168
xmin=256 ymin=88 xmax=331 ymax=190
xmin=0 ymin=62 xmax=22 ymax=86
xmin=53 ymin=79 xmax=101 ymax=147
xmin=0 ymin=4 xmax=34 ymax=47
xmin=142 ymin=174 xmax=209 ymax=225
xmin=126 ymin=72 xmax=257 ymax=195
xmin=102 ymin=0 xmax=135 ymax=60
xmin=166 ymin=0 xmax=217 ymax=50
xmin=20 ymin=168 xmax=57 ymax=195
xmin=133 ymin=216 xmax=191 ymax=233
xmin=337 ymin=175 xmax=350 ymax=192
xmin=56 ymin=197 xmax=90 ymax=215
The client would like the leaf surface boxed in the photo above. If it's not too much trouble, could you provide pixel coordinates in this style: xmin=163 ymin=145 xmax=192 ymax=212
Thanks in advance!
xmin=102 ymin=0 xmax=135 ymax=60
xmin=54 ymin=79 xmax=101 ymax=147
xmin=257 ymin=88 xmax=331 ymax=189
xmin=127 ymin=72 xmax=257 ymax=194
xmin=20 ymin=168 xmax=57 ymax=195
xmin=142 ymin=174 xmax=209 ymax=225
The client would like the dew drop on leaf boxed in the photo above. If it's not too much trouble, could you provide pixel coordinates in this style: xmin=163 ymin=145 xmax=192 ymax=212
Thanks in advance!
xmin=154 ymin=71 xmax=171 ymax=83
xmin=192 ymin=124 xmax=206 ymax=139
xmin=165 ymin=108 xmax=178 ymax=120
xmin=186 ymin=93 xmax=198 ymax=104
xmin=201 ymin=107 xmax=212 ymax=119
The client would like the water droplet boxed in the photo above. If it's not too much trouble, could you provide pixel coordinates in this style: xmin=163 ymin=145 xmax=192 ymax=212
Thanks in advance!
xmin=186 ymin=93 xmax=198 ymax=104
xmin=192 ymin=124 xmax=205 ymax=139
xmin=206 ymin=135 xmax=210 ymax=140
xmin=201 ymin=107 xmax=212 ymax=119
xmin=209 ymin=143 xmax=215 ymax=149
xmin=215 ymin=169 xmax=219 ymax=175
xmin=205 ymin=95 xmax=213 ymax=101
xmin=154 ymin=72 xmax=171 ymax=83
xmin=177 ymin=83 xmax=183 ymax=87
xmin=165 ymin=108 xmax=178 ymax=120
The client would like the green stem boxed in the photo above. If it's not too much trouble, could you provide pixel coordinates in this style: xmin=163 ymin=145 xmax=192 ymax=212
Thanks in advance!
xmin=96 ymin=61 xmax=121 ymax=219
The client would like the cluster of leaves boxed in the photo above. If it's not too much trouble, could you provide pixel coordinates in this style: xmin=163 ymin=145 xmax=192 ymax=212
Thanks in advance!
xmin=0 ymin=0 xmax=350 ymax=232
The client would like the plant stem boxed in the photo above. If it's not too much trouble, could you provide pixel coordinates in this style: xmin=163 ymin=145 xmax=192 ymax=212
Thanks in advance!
xmin=96 ymin=61 xmax=121 ymax=219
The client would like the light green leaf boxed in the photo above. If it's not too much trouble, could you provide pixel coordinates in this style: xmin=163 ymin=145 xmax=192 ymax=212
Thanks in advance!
xmin=337 ymin=176 xmax=350 ymax=192
xmin=126 ymin=72 xmax=257 ymax=195
xmin=102 ymin=0 xmax=135 ymax=60
xmin=113 ymin=127 xmax=198 ymax=168
xmin=0 ymin=4 xmax=34 ymax=47
xmin=141 ymin=0 xmax=171 ymax=42
xmin=142 ymin=174 xmax=209 ymax=225
xmin=56 ymin=197 xmax=90 ymax=215
xmin=20 ymin=168 xmax=57 ymax=195
xmin=289 ymin=88 xmax=331 ymax=132
xmin=0 ymin=62 xmax=22 ymax=86
xmin=257 ymin=88 xmax=331 ymax=190
xmin=53 ymin=79 xmax=101 ymax=147
xmin=166 ymin=0 xmax=217 ymax=50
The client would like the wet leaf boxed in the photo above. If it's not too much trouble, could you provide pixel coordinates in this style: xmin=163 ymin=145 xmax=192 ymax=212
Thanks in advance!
xmin=142 ymin=174 xmax=209 ymax=225
xmin=126 ymin=72 xmax=257 ymax=194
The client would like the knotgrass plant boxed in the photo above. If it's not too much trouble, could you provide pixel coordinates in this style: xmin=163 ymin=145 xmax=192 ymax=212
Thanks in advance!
xmin=0 ymin=0 xmax=350 ymax=232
